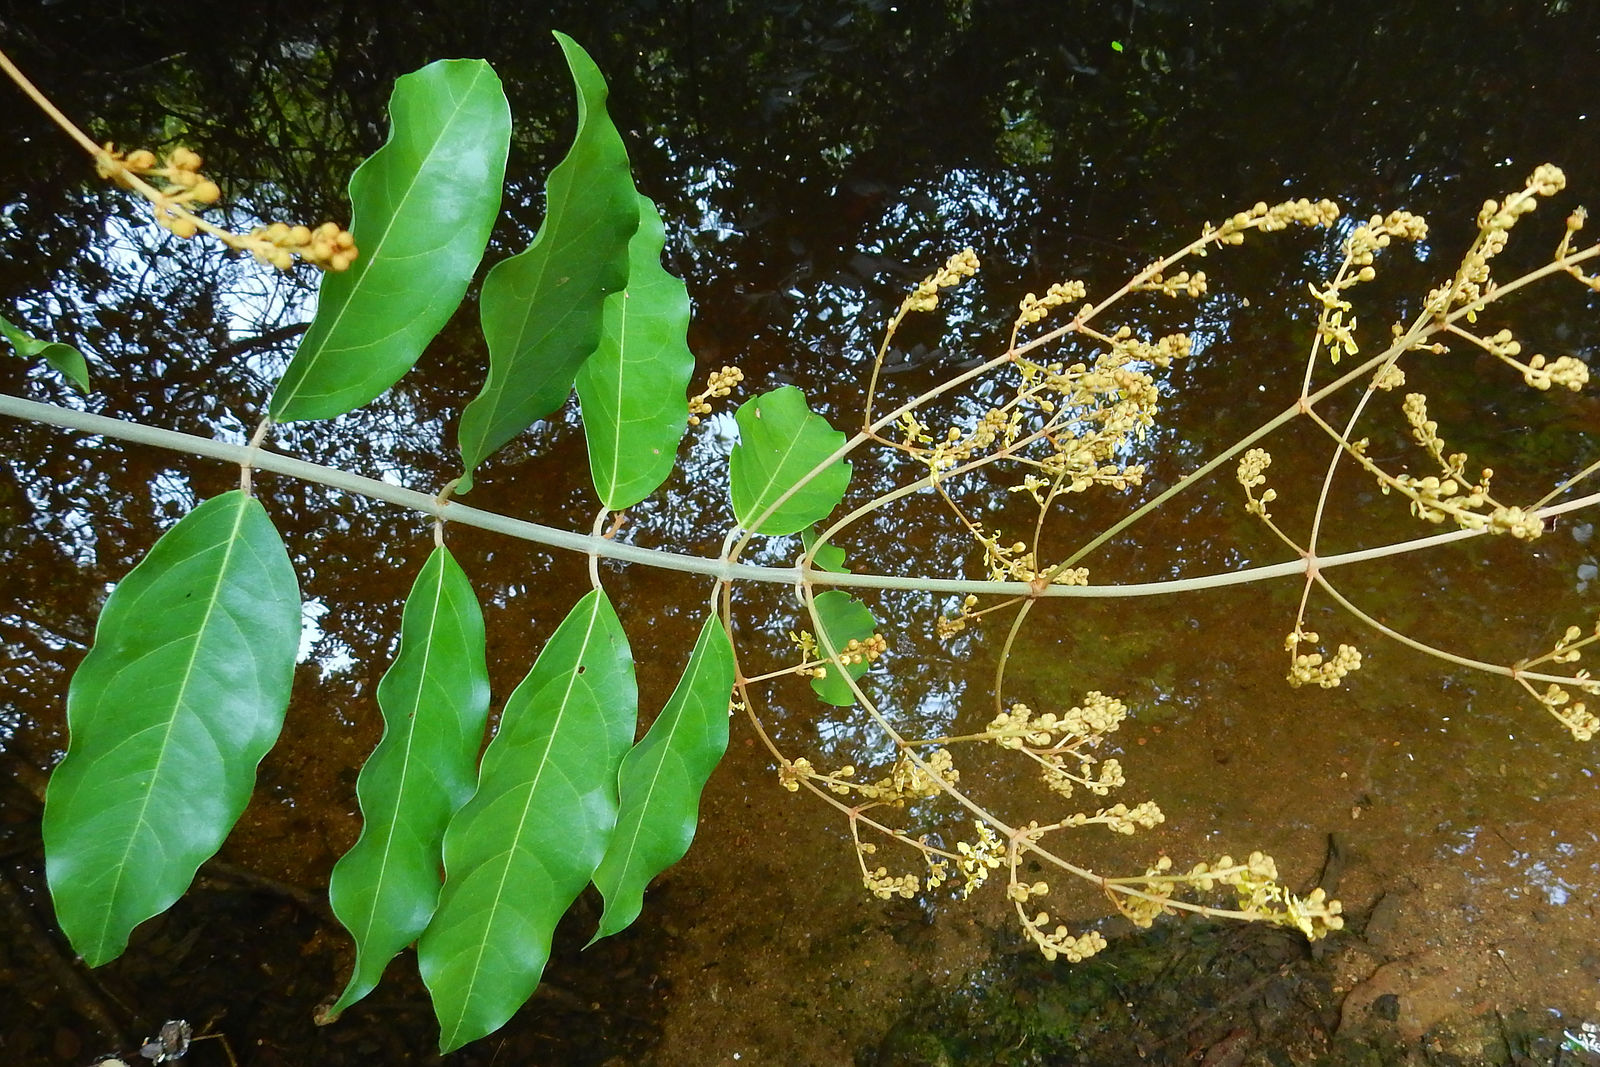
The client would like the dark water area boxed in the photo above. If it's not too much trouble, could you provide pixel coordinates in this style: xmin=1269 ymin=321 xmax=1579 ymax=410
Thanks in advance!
xmin=3 ymin=2 xmax=1600 ymax=1064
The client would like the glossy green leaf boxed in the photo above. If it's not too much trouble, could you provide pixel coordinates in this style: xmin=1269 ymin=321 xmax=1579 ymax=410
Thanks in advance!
xmin=809 ymin=590 xmax=877 ymax=707
xmin=575 ymin=193 xmax=695 ymax=510
xmin=417 ymin=589 xmax=636 ymax=1052
xmin=325 ymin=545 xmax=490 ymax=1020
xmin=801 ymin=525 xmax=850 ymax=574
xmin=269 ymin=59 xmax=510 ymax=422
xmin=1 ymin=312 xmax=89 ymax=392
xmin=456 ymin=33 xmax=639 ymax=491
xmin=43 ymin=491 xmax=300 ymax=965
xmin=729 ymin=385 xmax=852 ymax=535
xmin=590 ymin=612 xmax=733 ymax=941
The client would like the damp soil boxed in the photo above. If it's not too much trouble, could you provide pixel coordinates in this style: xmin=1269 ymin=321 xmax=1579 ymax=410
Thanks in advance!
xmin=4 ymin=4 xmax=1600 ymax=1066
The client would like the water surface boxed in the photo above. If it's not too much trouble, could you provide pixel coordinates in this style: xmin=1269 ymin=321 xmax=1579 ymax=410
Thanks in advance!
xmin=3 ymin=3 xmax=1600 ymax=1063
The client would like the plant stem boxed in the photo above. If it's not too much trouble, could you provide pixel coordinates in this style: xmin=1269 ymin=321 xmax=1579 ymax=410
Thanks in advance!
xmin=1311 ymin=573 xmax=1580 ymax=687
xmin=5 ymin=392 xmax=1596 ymax=599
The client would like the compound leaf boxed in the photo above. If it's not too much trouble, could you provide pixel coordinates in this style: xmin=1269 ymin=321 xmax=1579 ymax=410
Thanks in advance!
xmin=269 ymin=59 xmax=510 ymax=422
xmin=729 ymin=385 xmax=851 ymax=535
xmin=418 ymin=589 xmax=636 ymax=1052
xmin=43 ymin=491 xmax=300 ymax=966
xmin=1 ymin=312 xmax=89 ymax=392
xmin=809 ymin=590 xmax=878 ymax=707
xmin=590 ymin=612 xmax=733 ymax=941
xmin=575 ymin=193 xmax=695 ymax=510
xmin=325 ymin=545 xmax=490 ymax=1020
xmin=456 ymin=34 xmax=638 ymax=491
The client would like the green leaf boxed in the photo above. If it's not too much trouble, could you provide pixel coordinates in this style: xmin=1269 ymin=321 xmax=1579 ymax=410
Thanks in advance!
xmin=325 ymin=545 xmax=490 ymax=1020
xmin=729 ymin=385 xmax=852 ymax=535
xmin=42 ymin=491 xmax=300 ymax=965
xmin=456 ymin=33 xmax=640 ymax=491
xmin=590 ymin=612 xmax=733 ymax=941
xmin=801 ymin=525 xmax=850 ymax=574
xmin=575 ymin=193 xmax=695 ymax=510
xmin=809 ymin=590 xmax=877 ymax=707
xmin=417 ymin=589 xmax=636 ymax=1052
xmin=1 ymin=312 xmax=90 ymax=392
xmin=269 ymin=59 xmax=510 ymax=422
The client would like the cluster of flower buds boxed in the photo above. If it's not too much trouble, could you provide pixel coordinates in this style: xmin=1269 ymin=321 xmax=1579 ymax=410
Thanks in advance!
xmin=1208 ymin=197 xmax=1340 ymax=246
xmin=1133 ymin=268 xmax=1206 ymax=298
xmin=688 ymin=365 xmax=744 ymax=425
xmin=95 ymin=142 xmax=357 ymax=271
xmin=245 ymin=221 xmax=358 ymax=272
xmin=1016 ymin=278 xmax=1087 ymax=326
xmin=1284 ymin=629 xmax=1362 ymax=689
xmin=904 ymin=247 xmax=979 ymax=313
xmin=97 ymin=144 xmax=221 ymax=239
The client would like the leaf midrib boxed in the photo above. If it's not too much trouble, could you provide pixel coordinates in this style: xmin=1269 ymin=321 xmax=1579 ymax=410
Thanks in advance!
xmin=440 ymin=595 xmax=606 ymax=1047
xmin=352 ymin=555 xmax=452 ymax=954
xmin=95 ymin=495 xmax=251 ymax=954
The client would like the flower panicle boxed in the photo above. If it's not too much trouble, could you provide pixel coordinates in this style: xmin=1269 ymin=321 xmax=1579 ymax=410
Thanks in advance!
xmin=902 ymin=247 xmax=980 ymax=314
xmin=96 ymin=142 xmax=357 ymax=271
xmin=689 ymin=365 xmax=745 ymax=425
xmin=1429 ymin=164 xmax=1565 ymax=319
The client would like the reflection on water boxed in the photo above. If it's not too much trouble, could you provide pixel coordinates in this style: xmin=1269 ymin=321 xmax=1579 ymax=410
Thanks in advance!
xmin=4 ymin=2 xmax=1600 ymax=1063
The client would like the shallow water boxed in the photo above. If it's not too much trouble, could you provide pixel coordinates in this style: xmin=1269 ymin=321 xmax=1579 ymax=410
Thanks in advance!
xmin=3 ymin=3 xmax=1600 ymax=1064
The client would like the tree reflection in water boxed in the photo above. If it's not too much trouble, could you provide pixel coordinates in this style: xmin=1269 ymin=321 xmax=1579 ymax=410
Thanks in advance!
xmin=3 ymin=2 xmax=1600 ymax=1063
